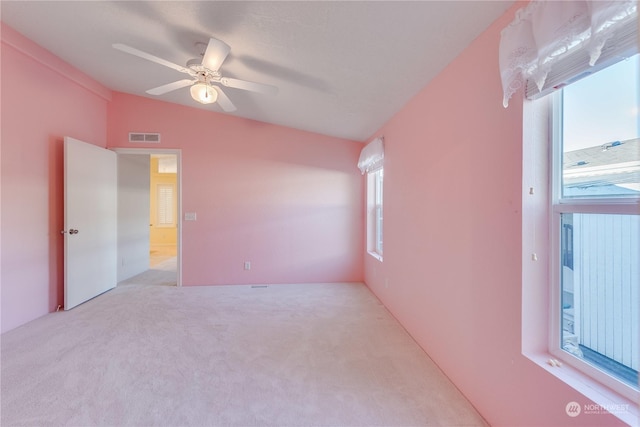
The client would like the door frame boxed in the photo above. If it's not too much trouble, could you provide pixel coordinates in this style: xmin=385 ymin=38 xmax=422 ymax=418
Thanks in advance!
xmin=113 ymin=148 xmax=182 ymax=287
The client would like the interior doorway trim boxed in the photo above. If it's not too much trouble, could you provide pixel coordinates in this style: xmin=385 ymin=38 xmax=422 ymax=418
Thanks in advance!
xmin=113 ymin=147 xmax=183 ymax=287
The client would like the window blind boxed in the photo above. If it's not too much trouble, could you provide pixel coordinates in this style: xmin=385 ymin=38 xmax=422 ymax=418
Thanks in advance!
xmin=500 ymin=0 xmax=638 ymax=107
xmin=526 ymin=17 xmax=638 ymax=100
xmin=157 ymin=184 xmax=174 ymax=226
xmin=357 ymin=137 xmax=384 ymax=174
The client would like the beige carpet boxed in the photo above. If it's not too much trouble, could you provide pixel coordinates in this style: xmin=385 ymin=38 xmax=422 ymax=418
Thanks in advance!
xmin=119 ymin=257 xmax=177 ymax=287
xmin=1 ymin=282 xmax=488 ymax=427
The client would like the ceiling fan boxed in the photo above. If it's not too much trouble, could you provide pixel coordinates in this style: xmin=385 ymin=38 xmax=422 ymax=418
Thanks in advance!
xmin=113 ymin=37 xmax=278 ymax=112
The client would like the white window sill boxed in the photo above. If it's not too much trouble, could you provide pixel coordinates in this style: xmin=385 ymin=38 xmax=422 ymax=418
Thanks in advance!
xmin=368 ymin=251 xmax=383 ymax=262
xmin=523 ymin=351 xmax=639 ymax=425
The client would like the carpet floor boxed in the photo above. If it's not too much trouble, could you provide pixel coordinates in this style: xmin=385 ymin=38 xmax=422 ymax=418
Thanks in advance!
xmin=1 ymin=281 xmax=488 ymax=427
xmin=119 ymin=257 xmax=177 ymax=287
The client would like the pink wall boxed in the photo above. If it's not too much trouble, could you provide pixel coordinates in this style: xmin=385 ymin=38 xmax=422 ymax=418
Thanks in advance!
xmin=108 ymin=93 xmax=364 ymax=286
xmin=1 ymin=23 xmax=363 ymax=332
xmin=363 ymin=3 xmax=626 ymax=427
xmin=1 ymin=24 xmax=111 ymax=333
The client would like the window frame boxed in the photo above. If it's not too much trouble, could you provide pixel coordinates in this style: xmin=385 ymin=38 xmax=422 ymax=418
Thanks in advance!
xmin=517 ymin=8 xmax=640 ymax=420
xmin=367 ymin=167 xmax=383 ymax=260
xmin=548 ymin=87 xmax=639 ymax=402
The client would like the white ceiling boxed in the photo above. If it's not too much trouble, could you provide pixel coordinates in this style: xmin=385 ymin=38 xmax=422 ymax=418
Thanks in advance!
xmin=1 ymin=1 xmax=513 ymax=141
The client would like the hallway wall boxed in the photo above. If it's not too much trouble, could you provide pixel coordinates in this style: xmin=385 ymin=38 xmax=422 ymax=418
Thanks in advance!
xmin=117 ymin=154 xmax=150 ymax=282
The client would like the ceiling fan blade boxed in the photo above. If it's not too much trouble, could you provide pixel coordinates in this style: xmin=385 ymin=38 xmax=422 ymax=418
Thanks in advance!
xmin=202 ymin=37 xmax=231 ymax=71
xmin=146 ymin=79 xmax=195 ymax=96
xmin=113 ymin=43 xmax=192 ymax=75
xmin=220 ymin=77 xmax=278 ymax=95
xmin=213 ymin=87 xmax=237 ymax=112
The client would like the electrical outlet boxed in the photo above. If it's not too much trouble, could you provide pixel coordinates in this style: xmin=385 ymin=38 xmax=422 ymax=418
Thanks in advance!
xmin=244 ymin=261 xmax=251 ymax=270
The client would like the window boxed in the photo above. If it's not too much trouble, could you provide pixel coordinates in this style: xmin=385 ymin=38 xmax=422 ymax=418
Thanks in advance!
xmin=367 ymin=168 xmax=383 ymax=259
xmin=551 ymin=54 xmax=639 ymax=399
xmin=156 ymin=183 xmax=176 ymax=227
xmin=358 ymin=136 xmax=384 ymax=260
xmin=508 ymin=1 xmax=638 ymax=418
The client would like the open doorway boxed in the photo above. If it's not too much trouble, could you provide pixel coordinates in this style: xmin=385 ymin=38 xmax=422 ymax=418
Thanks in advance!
xmin=149 ymin=154 xmax=178 ymax=271
xmin=115 ymin=148 xmax=182 ymax=287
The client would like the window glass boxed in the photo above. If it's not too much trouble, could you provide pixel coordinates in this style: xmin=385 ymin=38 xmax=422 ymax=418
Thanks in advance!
xmin=561 ymin=55 xmax=640 ymax=198
xmin=375 ymin=169 xmax=383 ymax=255
xmin=557 ymin=54 xmax=639 ymax=393
xmin=560 ymin=213 xmax=639 ymax=388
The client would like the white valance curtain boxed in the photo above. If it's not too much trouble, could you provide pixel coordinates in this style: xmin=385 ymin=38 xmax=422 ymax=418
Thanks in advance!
xmin=500 ymin=0 xmax=638 ymax=108
xmin=357 ymin=137 xmax=384 ymax=174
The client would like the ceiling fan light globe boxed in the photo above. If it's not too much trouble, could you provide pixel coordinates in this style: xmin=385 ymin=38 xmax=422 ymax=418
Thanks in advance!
xmin=190 ymin=83 xmax=217 ymax=104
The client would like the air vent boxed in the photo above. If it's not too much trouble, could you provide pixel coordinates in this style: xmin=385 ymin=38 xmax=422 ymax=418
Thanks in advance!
xmin=128 ymin=132 xmax=161 ymax=143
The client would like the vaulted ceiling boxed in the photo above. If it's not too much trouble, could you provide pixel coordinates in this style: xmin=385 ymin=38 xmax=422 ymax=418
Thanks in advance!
xmin=1 ymin=1 xmax=513 ymax=141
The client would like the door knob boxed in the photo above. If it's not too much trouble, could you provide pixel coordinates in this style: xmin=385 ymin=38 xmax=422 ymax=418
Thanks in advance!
xmin=61 ymin=229 xmax=79 ymax=235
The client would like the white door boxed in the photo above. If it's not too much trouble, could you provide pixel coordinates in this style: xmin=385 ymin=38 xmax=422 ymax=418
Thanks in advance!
xmin=64 ymin=137 xmax=117 ymax=310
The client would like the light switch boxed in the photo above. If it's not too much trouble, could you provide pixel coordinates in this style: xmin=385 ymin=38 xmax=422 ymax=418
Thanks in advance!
xmin=184 ymin=212 xmax=197 ymax=221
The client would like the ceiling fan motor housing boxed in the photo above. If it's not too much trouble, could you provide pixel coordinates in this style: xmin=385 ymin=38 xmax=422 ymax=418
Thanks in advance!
xmin=186 ymin=58 xmax=204 ymax=69
xmin=187 ymin=58 xmax=221 ymax=83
